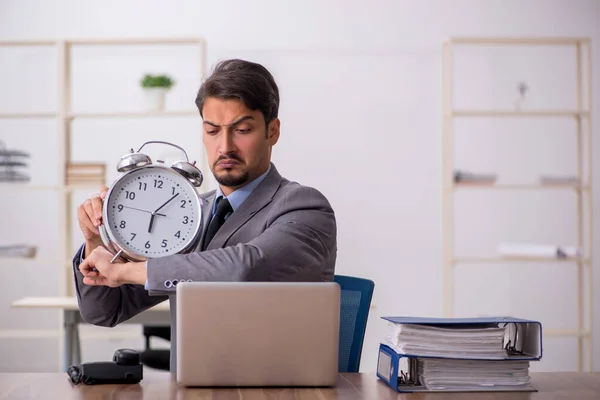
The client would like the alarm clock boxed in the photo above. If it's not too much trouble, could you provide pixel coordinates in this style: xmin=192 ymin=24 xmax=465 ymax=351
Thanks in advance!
xmin=99 ymin=140 xmax=204 ymax=263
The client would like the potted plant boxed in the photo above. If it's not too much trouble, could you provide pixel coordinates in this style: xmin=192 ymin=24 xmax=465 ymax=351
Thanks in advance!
xmin=140 ymin=74 xmax=175 ymax=112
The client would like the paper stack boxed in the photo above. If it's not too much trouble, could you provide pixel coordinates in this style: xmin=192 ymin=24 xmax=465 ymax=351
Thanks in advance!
xmin=66 ymin=162 xmax=106 ymax=186
xmin=377 ymin=316 xmax=542 ymax=393
xmin=0 ymin=244 xmax=37 ymax=258
xmin=417 ymin=358 xmax=531 ymax=391
xmin=384 ymin=322 xmax=507 ymax=359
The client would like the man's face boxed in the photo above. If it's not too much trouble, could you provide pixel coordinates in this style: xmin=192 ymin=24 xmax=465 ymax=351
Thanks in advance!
xmin=202 ymin=97 xmax=280 ymax=194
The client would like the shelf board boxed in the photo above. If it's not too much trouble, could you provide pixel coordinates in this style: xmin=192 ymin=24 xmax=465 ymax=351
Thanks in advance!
xmin=0 ymin=183 xmax=60 ymax=191
xmin=0 ymin=258 xmax=62 ymax=267
xmin=67 ymin=110 xmax=198 ymax=119
xmin=453 ymin=256 xmax=589 ymax=264
xmin=0 ymin=183 xmax=107 ymax=193
xmin=450 ymin=110 xmax=588 ymax=118
xmin=0 ymin=113 xmax=57 ymax=119
xmin=452 ymin=183 xmax=589 ymax=191
xmin=67 ymin=38 xmax=203 ymax=46
xmin=0 ymin=41 xmax=57 ymax=47
xmin=446 ymin=37 xmax=590 ymax=46
xmin=66 ymin=184 xmax=106 ymax=192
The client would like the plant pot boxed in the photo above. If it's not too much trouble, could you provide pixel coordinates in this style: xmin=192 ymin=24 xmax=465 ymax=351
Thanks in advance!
xmin=143 ymin=87 xmax=169 ymax=112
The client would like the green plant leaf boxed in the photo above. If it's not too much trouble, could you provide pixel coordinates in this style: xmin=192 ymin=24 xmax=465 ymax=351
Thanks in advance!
xmin=140 ymin=74 xmax=175 ymax=88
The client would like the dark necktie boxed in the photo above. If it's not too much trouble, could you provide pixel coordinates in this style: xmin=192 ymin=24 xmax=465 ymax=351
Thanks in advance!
xmin=201 ymin=197 xmax=233 ymax=251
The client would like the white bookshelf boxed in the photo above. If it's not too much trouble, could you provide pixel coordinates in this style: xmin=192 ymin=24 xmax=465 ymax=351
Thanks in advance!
xmin=442 ymin=36 xmax=593 ymax=371
xmin=0 ymin=38 xmax=207 ymax=366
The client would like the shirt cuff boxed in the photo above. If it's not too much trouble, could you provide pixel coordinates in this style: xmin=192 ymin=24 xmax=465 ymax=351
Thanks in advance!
xmin=144 ymin=261 xmax=148 ymax=290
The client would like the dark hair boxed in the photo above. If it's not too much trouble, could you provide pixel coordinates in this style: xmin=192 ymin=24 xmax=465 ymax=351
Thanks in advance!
xmin=195 ymin=59 xmax=280 ymax=125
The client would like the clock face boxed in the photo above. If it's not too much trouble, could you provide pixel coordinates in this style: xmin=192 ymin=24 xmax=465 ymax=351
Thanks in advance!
xmin=103 ymin=165 xmax=202 ymax=259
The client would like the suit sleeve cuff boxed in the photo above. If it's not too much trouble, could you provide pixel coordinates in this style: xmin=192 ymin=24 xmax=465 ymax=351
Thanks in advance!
xmin=79 ymin=243 xmax=86 ymax=264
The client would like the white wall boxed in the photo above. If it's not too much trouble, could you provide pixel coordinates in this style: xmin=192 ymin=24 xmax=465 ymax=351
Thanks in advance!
xmin=0 ymin=0 xmax=598 ymax=373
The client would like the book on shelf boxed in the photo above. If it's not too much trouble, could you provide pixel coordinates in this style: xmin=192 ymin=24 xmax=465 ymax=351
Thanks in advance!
xmin=454 ymin=170 xmax=497 ymax=184
xmin=377 ymin=316 xmax=542 ymax=393
xmin=65 ymin=162 xmax=106 ymax=186
xmin=0 ymin=170 xmax=30 ymax=182
xmin=0 ymin=141 xmax=30 ymax=183
xmin=0 ymin=244 xmax=37 ymax=258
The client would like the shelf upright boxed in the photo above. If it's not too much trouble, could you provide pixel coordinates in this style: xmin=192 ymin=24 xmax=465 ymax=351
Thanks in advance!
xmin=442 ymin=36 xmax=593 ymax=371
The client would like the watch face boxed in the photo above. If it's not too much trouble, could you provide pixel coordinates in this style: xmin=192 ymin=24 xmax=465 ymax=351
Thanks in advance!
xmin=103 ymin=165 xmax=202 ymax=259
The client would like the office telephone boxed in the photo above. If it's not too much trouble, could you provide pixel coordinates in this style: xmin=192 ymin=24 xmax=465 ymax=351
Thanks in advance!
xmin=67 ymin=348 xmax=143 ymax=385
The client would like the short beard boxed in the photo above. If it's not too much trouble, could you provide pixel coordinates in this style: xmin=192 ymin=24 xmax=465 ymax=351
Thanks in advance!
xmin=214 ymin=170 xmax=249 ymax=188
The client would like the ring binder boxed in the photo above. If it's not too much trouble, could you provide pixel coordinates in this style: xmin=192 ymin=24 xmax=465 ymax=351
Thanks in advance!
xmin=377 ymin=316 xmax=543 ymax=393
xmin=503 ymin=322 xmax=526 ymax=356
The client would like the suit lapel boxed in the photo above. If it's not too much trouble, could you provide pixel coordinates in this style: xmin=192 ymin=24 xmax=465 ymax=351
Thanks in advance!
xmin=206 ymin=165 xmax=283 ymax=250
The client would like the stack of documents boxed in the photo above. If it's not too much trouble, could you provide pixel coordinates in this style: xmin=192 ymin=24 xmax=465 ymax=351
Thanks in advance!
xmin=384 ymin=322 xmax=507 ymax=359
xmin=417 ymin=358 xmax=531 ymax=391
xmin=377 ymin=316 xmax=543 ymax=393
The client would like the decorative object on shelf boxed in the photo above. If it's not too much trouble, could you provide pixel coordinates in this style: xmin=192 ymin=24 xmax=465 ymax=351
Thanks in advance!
xmin=99 ymin=140 xmax=204 ymax=263
xmin=140 ymin=74 xmax=175 ymax=112
xmin=66 ymin=162 xmax=106 ymax=186
xmin=0 ymin=140 xmax=30 ymax=182
xmin=0 ymin=244 xmax=37 ymax=258
xmin=454 ymin=169 xmax=498 ymax=184
xmin=513 ymin=81 xmax=529 ymax=111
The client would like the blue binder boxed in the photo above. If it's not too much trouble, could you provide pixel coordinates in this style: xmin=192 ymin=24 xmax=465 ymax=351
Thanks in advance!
xmin=376 ymin=316 xmax=543 ymax=393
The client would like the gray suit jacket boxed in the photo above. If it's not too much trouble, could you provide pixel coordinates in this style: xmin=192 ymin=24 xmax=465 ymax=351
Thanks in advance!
xmin=72 ymin=163 xmax=337 ymax=372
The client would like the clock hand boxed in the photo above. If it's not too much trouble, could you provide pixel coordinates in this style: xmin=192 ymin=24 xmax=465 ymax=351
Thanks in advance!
xmin=148 ymin=213 xmax=156 ymax=233
xmin=154 ymin=192 xmax=180 ymax=214
xmin=147 ymin=193 xmax=180 ymax=234
xmin=122 ymin=205 xmax=166 ymax=217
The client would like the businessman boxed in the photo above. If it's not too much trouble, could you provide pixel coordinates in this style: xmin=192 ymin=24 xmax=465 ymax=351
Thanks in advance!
xmin=72 ymin=59 xmax=337 ymax=373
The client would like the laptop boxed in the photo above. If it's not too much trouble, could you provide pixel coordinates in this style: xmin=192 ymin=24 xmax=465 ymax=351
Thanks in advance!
xmin=175 ymin=281 xmax=340 ymax=387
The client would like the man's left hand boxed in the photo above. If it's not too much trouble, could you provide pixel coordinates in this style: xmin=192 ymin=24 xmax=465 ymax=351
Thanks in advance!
xmin=80 ymin=247 xmax=148 ymax=287
xmin=79 ymin=246 xmax=124 ymax=287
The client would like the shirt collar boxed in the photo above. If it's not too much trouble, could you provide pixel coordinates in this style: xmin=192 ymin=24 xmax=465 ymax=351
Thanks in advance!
xmin=213 ymin=164 xmax=271 ymax=214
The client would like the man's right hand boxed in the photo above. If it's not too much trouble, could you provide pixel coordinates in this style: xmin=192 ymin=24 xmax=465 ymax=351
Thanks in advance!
xmin=78 ymin=185 xmax=109 ymax=257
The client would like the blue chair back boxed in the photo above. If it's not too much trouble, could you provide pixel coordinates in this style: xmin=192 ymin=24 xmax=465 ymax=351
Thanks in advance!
xmin=334 ymin=274 xmax=375 ymax=373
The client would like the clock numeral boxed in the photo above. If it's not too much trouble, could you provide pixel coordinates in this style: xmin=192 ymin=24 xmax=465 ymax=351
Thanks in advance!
xmin=180 ymin=200 xmax=187 ymax=208
xmin=161 ymin=239 xmax=168 ymax=248
xmin=174 ymin=230 xmax=181 ymax=238
xmin=117 ymin=204 xmax=123 ymax=212
xmin=138 ymin=182 xmax=147 ymax=191
xmin=125 ymin=191 xmax=136 ymax=200
xmin=130 ymin=233 xmax=137 ymax=241
xmin=120 ymin=221 xmax=126 ymax=228
xmin=172 ymin=187 xmax=176 ymax=195
xmin=145 ymin=241 xmax=151 ymax=249
xmin=182 ymin=216 xmax=189 ymax=224
xmin=154 ymin=179 xmax=163 ymax=189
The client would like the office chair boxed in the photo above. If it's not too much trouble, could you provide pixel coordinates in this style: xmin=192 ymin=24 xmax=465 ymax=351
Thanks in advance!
xmin=140 ymin=275 xmax=375 ymax=373
xmin=334 ymin=274 xmax=375 ymax=373
xmin=139 ymin=325 xmax=171 ymax=371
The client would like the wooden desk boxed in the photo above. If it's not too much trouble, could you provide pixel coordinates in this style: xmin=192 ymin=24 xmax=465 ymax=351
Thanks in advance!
xmin=10 ymin=296 xmax=170 ymax=372
xmin=1 ymin=372 xmax=599 ymax=399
